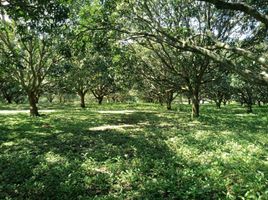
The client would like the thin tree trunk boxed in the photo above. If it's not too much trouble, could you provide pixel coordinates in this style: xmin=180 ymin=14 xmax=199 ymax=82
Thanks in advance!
xmin=246 ymin=90 xmax=253 ymax=113
xmin=59 ymin=94 xmax=64 ymax=104
xmin=47 ymin=96 xmax=54 ymax=103
xmin=166 ymin=91 xmax=173 ymax=110
xmin=188 ymin=97 xmax=191 ymax=105
xmin=215 ymin=98 xmax=222 ymax=109
xmin=28 ymin=92 xmax=40 ymax=116
xmin=79 ymin=92 xmax=86 ymax=108
xmin=246 ymin=103 xmax=253 ymax=113
xmin=166 ymin=101 xmax=172 ymax=110
xmin=191 ymin=91 xmax=200 ymax=118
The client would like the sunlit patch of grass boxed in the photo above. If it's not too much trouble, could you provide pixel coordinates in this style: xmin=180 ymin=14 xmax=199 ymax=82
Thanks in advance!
xmin=0 ymin=103 xmax=267 ymax=199
xmin=44 ymin=151 xmax=68 ymax=164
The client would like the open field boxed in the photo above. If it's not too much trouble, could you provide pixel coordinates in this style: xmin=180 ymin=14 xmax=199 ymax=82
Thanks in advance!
xmin=0 ymin=103 xmax=268 ymax=199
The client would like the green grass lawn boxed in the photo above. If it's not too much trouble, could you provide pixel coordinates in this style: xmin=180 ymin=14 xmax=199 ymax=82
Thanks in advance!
xmin=0 ymin=103 xmax=267 ymax=199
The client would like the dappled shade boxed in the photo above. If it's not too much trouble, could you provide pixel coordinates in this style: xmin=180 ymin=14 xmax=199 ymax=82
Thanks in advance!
xmin=0 ymin=104 xmax=267 ymax=199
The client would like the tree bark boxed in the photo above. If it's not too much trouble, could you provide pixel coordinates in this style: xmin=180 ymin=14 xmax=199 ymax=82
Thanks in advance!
xmin=245 ymin=90 xmax=253 ymax=113
xmin=198 ymin=0 xmax=268 ymax=28
xmin=59 ymin=94 xmax=64 ymax=104
xmin=191 ymin=91 xmax=200 ymax=118
xmin=166 ymin=101 xmax=172 ymax=110
xmin=6 ymin=97 xmax=12 ymax=104
xmin=35 ymin=95 xmax=39 ymax=104
xmin=215 ymin=98 xmax=222 ymax=109
xmin=28 ymin=92 xmax=40 ymax=116
xmin=98 ymin=96 xmax=103 ymax=105
xmin=188 ymin=97 xmax=191 ymax=105
xmin=78 ymin=92 xmax=86 ymax=108
xmin=166 ymin=91 xmax=173 ymax=110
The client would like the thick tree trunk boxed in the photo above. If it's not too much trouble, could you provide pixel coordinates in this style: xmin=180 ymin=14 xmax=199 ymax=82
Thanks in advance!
xmin=28 ymin=92 xmax=40 ymax=117
xmin=6 ymin=97 xmax=12 ymax=104
xmin=98 ymin=96 xmax=103 ymax=105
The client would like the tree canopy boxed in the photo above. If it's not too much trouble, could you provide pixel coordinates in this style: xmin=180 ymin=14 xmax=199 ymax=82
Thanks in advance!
xmin=0 ymin=0 xmax=267 ymax=116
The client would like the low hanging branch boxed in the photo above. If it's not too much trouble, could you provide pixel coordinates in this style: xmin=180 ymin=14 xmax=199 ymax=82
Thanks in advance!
xmin=198 ymin=0 xmax=268 ymax=28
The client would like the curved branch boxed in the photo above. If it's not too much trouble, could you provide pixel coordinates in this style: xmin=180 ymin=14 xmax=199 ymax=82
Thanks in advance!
xmin=198 ymin=0 xmax=268 ymax=28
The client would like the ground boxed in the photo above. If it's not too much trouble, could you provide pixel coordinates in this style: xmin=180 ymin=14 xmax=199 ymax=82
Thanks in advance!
xmin=0 ymin=103 xmax=267 ymax=199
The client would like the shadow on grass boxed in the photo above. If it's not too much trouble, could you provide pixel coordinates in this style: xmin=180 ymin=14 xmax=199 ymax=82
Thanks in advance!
xmin=0 ymin=104 xmax=267 ymax=199
xmin=0 ymin=111 xmax=183 ymax=199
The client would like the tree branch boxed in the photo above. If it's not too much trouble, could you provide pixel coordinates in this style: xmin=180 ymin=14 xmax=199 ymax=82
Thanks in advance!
xmin=198 ymin=0 xmax=268 ymax=28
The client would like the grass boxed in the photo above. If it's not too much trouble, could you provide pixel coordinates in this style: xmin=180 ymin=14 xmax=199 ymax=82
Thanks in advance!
xmin=0 ymin=103 xmax=267 ymax=199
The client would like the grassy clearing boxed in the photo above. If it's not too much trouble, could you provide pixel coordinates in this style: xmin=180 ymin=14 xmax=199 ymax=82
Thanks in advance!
xmin=0 ymin=103 xmax=267 ymax=199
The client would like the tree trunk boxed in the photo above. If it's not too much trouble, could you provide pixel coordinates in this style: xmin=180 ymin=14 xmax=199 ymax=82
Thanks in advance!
xmin=191 ymin=91 xmax=200 ymax=118
xmin=166 ymin=101 xmax=172 ymax=110
xmin=6 ymin=97 xmax=12 ymax=104
xmin=215 ymin=98 xmax=222 ymax=109
xmin=159 ymin=97 xmax=164 ymax=106
xmin=98 ymin=96 xmax=103 ymax=105
xmin=47 ymin=94 xmax=54 ymax=103
xmin=59 ymin=94 xmax=64 ymax=104
xmin=28 ymin=92 xmax=40 ymax=116
xmin=188 ymin=97 xmax=191 ymax=105
xmin=48 ymin=97 xmax=53 ymax=103
xmin=246 ymin=103 xmax=253 ymax=113
xmin=79 ymin=93 xmax=86 ymax=108
xmin=166 ymin=91 xmax=173 ymax=110
xmin=216 ymin=101 xmax=221 ymax=109
xmin=246 ymin=90 xmax=253 ymax=113
xmin=35 ymin=95 xmax=39 ymax=104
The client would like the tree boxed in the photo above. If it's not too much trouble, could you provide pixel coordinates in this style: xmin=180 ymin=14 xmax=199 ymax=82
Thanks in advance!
xmin=204 ymin=68 xmax=232 ymax=109
xmin=0 ymin=1 xmax=69 ymax=116
xmin=132 ymin=42 xmax=182 ymax=110
xmin=0 ymin=49 xmax=25 ymax=103
xmin=198 ymin=0 xmax=268 ymax=28
xmin=109 ymin=0 xmax=268 ymax=85
xmin=231 ymin=75 xmax=255 ymax=113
